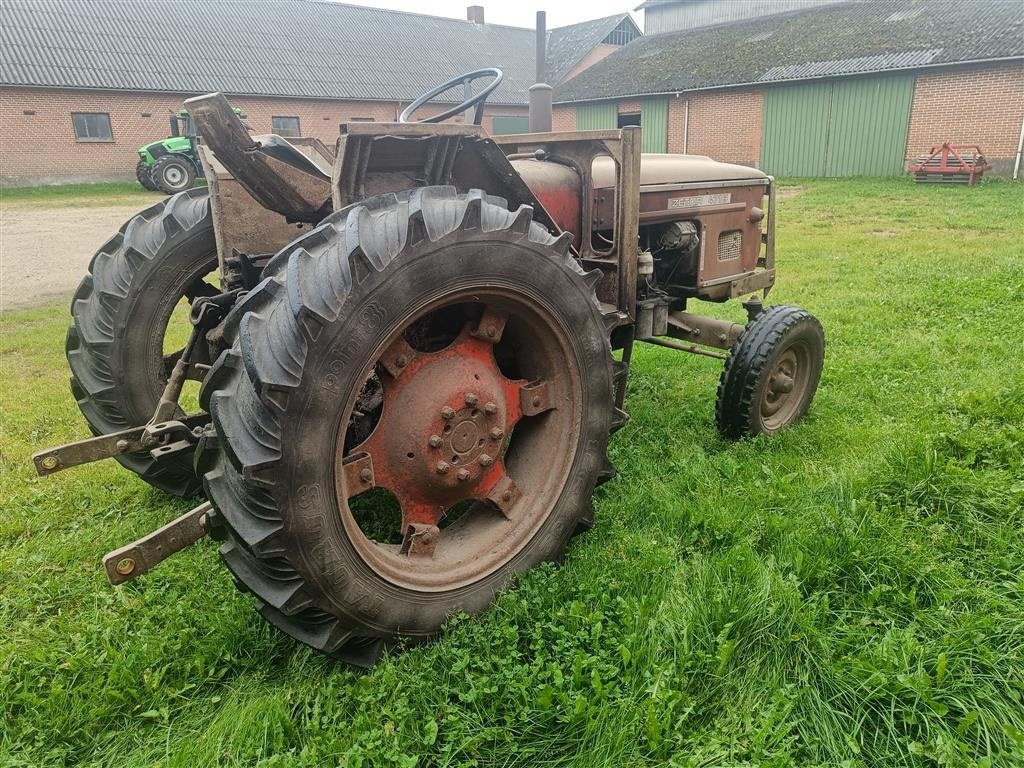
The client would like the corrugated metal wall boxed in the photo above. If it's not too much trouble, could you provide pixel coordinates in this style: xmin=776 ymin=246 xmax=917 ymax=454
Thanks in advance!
xmin=760 ymin=75 xmax=915 ymax=177
xmin=760 ymin=82 xmax=832 ymax=176
xmin=640 ymin=97 xmax=668 ymax=153
xmin=491 ymin=115 xmax=530 ymax=135
xmin=576 ymin=102 xmax=618 ymax=130
xmin=827 ymin=75 xmax=915 ymax=176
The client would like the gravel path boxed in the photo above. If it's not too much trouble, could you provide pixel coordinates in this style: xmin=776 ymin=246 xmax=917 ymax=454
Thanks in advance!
xmin=1 ymin=200 xmax=155 ymax=311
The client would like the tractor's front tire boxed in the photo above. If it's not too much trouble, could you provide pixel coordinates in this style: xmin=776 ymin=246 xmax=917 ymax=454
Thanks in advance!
xmin=715 ymin=305 xmax=824 ymax=439
xmin=136 ymin=159 xmax=159 ymax=191
xmin=67 ymin=189 xmax=218 ymax=496
xmin=151 ymin=154 xmax=196 ymax=195
xmin=198 ymin=187 xmax=616 ymax=665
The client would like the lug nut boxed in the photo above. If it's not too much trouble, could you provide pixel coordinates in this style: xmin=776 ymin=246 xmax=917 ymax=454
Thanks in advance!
xmin=485 ymin=325 xmax=496 ymax=338
xmin=435 ymin=461 xmax=451 ymax=475
xmin=359 ymin=468 xmax=372 ymax=483
xmin=478 ymin=454 xmax=494 ymax=467
xmin=464 ymin=392 xmax=478 ymax=407
xmin=428 ymin=434 xmax=442 ymax=448
xmin=532 ymin=396 xmax=542 ymax=408
xmin=441 ymin=406 xmax=456 ymax=420
xmin=457 ymin=469 xmax=471 ymax=482
xmin=502 ymin=490 xmax=513 ymax=502
xmin=484 ymin=401 xmax=498 ymax=415
xmin=115 ymin=557 xmax=136 ymax=575
xmin=396 ymin=354 xmax=408 ymax=368
xmin=490 ymin=427 xmax=504 ymax=440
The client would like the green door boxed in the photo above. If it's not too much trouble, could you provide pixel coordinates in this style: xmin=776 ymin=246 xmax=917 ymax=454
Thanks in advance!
xmin=491 ymin=115 xmax=530 ymax=135
xmin=760 ymin=75 xmax=914 ymax=177
xmin=640 ymin=97 xmax=668 ymax=153
xmin=826 ymin=75 xmax=914 ymax=176
xmin=576 ymin=102 xmax=618 ymax=130
xmin=760 ymin=82 xmax=832 ymax=176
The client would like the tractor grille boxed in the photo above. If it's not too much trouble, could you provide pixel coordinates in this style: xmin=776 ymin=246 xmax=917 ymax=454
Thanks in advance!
xmin=718 ymin=230 xmax=742 ymax=261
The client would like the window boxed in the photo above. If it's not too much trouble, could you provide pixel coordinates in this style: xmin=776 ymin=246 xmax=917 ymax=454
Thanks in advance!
xmin=617 ymin=112 xmax=641 ymax=128
xmin=72 ymin=112 xmax=113 ymax=142
xmin=272 ymin=116 xmax=301 ymax=137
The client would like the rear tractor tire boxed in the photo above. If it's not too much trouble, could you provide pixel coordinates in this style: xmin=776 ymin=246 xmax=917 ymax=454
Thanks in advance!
xmin=715 ymin=304 xmax=824 ymax=439
xmin=67 ymin=188 xmax=218 ymax=496
xmin=152 ymin=154 xmax=196 ymax=195
xmin=136 ymin=159 xmax=159 ymax=191
xmin=198 ymin=186 xmax=617 ymax=666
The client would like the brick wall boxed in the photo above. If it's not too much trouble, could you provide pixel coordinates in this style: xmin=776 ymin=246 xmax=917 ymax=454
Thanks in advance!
xmin=0 ymin=86 xmax=527 ymax=185
xmin=905 ymin=63 xmax=1024 ymax=176
xmin=552 ymin=105 xmax=576 ymax=132
xmin=683 ymin=88 xmax=763 ymax=166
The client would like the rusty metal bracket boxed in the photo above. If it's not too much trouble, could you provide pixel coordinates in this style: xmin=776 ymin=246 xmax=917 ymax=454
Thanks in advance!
xmin=400 ymin=523 xmax=439 ymax=557
xmin=520 ymin=380 xmax=553 ymax=416
xmin=103 ymin=502 xmax=211 ymax=585
xmin=341 ymin=451 xmax=375 ymax=497
xmin=471 ymin=306 xmax=509 ymax=344
xmin=485 ymin=475 xmax=522 ymax=519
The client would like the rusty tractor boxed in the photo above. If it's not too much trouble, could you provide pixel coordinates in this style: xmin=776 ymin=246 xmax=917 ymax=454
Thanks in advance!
xmin=34 ymin=60 xmax=823 ymax=665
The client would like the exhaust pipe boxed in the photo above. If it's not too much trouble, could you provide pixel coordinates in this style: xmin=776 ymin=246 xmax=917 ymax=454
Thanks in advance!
xmin=528 ymin=10 xmax=553 ymax=132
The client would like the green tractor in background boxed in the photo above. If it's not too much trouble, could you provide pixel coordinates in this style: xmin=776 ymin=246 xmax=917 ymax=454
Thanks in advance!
xmin=136 ymin=109 xmax=203 ymax=195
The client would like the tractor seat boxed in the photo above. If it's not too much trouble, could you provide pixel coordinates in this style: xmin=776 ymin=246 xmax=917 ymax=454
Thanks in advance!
xmin=251 ymin=134 xmax=331 ymax=180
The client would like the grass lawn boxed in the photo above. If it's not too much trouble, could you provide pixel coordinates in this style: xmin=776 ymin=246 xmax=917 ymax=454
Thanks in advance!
xmin=1 ymin=178 xmax=1022 ymax=767
xmin=1 ymin=181 xmax=186 ymax=208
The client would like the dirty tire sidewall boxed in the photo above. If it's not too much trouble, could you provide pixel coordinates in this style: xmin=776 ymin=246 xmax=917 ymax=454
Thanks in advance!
xmin=67 ymin=189 xmax=216 ymax=496
xmin=715 ymin=304 xmax=824 ymax=439
xmin=201 ymin=187 xmax=615 ymax=661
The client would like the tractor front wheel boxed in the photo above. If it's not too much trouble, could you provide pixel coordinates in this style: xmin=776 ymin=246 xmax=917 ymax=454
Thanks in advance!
xmin=151 ymin=154 xmax=196 ymax=195
xmin=198 ymin=187 xmax=616 ymax=665
xmin=715 ymin=305 xmax=824 ymax=438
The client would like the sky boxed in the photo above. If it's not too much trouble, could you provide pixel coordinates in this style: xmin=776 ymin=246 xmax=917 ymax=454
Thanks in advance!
xmin=331 ymin=0 xmax=641 ymax=29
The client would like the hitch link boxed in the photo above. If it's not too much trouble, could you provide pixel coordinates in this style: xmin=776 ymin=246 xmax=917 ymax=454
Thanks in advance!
xmin=103 ymin=502 xmax=212 ymax=585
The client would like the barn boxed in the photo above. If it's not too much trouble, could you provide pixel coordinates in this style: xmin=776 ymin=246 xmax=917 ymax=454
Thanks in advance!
xmin=554 ymin=0 xmax=1024 ymax=177
xmin=0 ymin=0 xmax=638 ymax=185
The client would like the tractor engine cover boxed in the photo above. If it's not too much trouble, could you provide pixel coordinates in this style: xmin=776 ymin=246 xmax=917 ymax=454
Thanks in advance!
xmin=510 ymin=159 xmax=582 ymax=242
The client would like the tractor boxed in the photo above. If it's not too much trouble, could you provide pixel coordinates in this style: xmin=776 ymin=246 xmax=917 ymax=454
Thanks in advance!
xmin=136 ymin=108 xmax=205 ymax=195
xmin=35 ymin=65 xmax=823 ymax=666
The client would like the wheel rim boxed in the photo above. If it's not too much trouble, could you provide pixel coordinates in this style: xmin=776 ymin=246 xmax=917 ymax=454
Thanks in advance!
xmin=162 ymin=163 xmax=186 ymax=189
xmin=759 ymin=341 xmax=812 ymax=430
xmin=335 ymin=288 xmax=582 ymax=591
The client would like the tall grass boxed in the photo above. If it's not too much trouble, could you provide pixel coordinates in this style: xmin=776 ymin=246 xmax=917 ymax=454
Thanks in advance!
xmin=1 ymin=178 xmax=1022 ymax=766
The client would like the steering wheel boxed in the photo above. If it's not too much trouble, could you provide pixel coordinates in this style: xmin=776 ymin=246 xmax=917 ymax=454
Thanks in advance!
xmin=399 ymin=68 xmax=503 ymax=125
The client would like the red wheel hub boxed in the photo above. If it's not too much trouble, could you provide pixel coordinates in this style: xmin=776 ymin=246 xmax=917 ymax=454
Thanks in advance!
xmin=339 ymin=314 xmax=552 ymax=558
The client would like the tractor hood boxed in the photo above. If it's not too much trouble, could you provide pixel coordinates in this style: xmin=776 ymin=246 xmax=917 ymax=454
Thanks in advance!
xmin=593 ymin=153 xmax=768 ymax=189
xmin=137 ymin=135 xmax=192 ymax=157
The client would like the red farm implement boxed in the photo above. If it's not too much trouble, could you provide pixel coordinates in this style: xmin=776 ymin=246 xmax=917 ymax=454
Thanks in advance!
xmin=908 ymin=142 xmax=992 ymax=185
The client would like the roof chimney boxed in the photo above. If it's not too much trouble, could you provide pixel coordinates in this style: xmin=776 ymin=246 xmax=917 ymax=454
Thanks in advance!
xmin=467 ymin=5 xmax=484 ymax=24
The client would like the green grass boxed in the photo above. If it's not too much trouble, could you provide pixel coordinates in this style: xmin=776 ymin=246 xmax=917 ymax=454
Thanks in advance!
xmin=1 ymin=182 xmax=191 ymax=208
xmin=1 ymin=178 xmax=1023 ymax=767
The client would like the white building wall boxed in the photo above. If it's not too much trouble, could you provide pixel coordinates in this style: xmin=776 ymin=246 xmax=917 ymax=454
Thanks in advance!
xmin=643 ymin=0 xmax=848 ymax=35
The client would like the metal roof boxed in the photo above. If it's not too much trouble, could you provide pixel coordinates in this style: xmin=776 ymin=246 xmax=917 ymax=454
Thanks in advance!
xmin=557 ymin=0 xmax=1024 ymax=102
xmin=0 ymin=0 xmax=620 ymax=104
